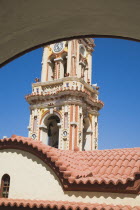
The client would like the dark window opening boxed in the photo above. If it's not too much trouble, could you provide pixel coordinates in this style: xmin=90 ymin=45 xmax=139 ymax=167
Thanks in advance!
xmin=46 ymin=115 xmax=60 ymax=148
xmin=0 ymin=174 xmax=10 ymax=198
xmin=63 ymin=57 xmax=68 ymax=77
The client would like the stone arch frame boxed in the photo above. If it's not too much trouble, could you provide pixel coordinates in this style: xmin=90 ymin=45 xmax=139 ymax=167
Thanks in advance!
xmin=40 ymin=110 xmax=62 ymax=126
xmin=39 ymin=110 xmax=62 ymax=147
xmin=1 ymin=1 xmax=140 ymax=67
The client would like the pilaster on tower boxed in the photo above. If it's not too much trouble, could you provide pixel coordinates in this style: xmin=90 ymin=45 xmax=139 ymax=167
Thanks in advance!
xmin=26 ymin=38 xmax=104 ymax=151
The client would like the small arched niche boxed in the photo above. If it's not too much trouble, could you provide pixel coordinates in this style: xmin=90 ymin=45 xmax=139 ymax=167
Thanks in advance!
xmin=40 ymin=113 xmax=60 ymax=148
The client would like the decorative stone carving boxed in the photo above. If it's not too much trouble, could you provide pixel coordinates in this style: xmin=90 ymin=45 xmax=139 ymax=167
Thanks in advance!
xmin=26 ymin=38 xmax=103 ymax=151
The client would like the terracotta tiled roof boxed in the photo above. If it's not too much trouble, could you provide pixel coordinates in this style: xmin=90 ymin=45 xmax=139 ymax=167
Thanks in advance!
xmin=0 ymin=198 xmax=139 ymax=210
xmin=0 ymin=136 xmax=140 ymax=193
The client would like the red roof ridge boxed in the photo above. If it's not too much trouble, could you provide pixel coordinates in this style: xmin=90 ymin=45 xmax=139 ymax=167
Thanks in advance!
xmin=0 ymin=198 xmax=139 ymax=210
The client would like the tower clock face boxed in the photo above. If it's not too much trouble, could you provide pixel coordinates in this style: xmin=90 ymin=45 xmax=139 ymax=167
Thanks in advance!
xmin=53 ymin=42 xmax=64 ymax=53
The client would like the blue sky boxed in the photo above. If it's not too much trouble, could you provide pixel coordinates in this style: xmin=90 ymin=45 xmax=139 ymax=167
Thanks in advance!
xmin=0 ymin=38 xmax=140 ymax=150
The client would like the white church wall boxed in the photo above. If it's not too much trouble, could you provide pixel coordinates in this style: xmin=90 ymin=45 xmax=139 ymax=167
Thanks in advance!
xmin=0 ymin=149 xmax=139 ymax=207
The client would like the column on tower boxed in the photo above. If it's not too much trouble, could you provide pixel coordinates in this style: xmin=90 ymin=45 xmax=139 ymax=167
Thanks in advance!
xmin=91 ymin=115 xmax=98 ymax=149
xmin=84 ymin=67 xmax=88 ymax=83
xmin=46 ymin=60 xmax=50 ymax=82
xmin=79 ymin=47 xmax=87 ymax=81
xmin=41 ymin=47 xmax=56 ymax=82
xmin=78 ymin=106 xmax=84 ymax=150
xmin=39 ymin=125 xmax=48 ymax=145
xmin=60 ymin=105 xmax=69 ymax=150
xmin=54 ymin=57 xmax=64 ymax=80
xmin=28 ymin=108 xmax=40 ymax=140
xmin=67 ymin=41 xmax=72 ymax=76
xmin=87 ymin=50 xmax=92 ymax=85
xmin=70 ymin=40 xmax=78 ymax=77
xmin=54 ymin=58 xmax=60 ymax=80
xmin=76 ymin=40 xmax=81 ymax=78
xmin=69 ymin=104 xmax=80 ymax=150
xmin=57 ymin=120 xmax=62 ymax=149
xmin=47 ymin=59 xmax=54 ymax=81
xmin=27 ymin=111 xmax=32 ymax=137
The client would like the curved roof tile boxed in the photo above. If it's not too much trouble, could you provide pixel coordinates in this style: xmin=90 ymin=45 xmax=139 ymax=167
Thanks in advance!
xmin=0 ymin=135 xmax=140 ymax=194
xmin=0 ymin=198 xmax=139 ymax=210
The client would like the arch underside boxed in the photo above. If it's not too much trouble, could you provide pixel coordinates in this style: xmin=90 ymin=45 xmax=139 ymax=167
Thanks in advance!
xmin=0 ymin=0 xmax=140 ymax=67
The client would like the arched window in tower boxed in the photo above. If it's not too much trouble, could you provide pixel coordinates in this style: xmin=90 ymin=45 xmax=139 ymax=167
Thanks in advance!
xmin=63 ymin=57 xmax=67 ymax=77
xmin=47 ymin=115 xmax=60 ymax=148
xmin=0 ymin=174 xmax=10 ymax=198
xmin=40 ymin=114 xmax=60 ymax=148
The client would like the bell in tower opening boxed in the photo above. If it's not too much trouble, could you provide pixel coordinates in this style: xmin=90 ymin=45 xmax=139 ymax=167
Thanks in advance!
xmin=26 ymin=38 xmax=104 ymax=151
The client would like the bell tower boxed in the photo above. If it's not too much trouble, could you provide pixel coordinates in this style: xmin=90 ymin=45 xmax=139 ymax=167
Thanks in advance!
xmin=26 ymin=38 xmax=104 ymax=150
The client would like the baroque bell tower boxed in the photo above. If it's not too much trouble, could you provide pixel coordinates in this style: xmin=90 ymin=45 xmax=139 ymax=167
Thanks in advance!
xmin=26 ymin=38 xmax=104 ymax=150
